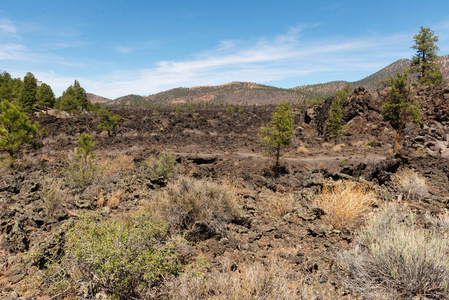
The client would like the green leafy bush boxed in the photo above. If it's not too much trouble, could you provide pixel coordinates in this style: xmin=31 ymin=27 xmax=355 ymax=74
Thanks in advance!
xmin=337 ymin=203 xmax=449 ymax=299
xmin=38 ymin=212 xmax=183 ymax=298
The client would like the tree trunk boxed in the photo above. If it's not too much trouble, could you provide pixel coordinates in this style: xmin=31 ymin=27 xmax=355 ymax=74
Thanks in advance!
xmin=274 ymin=144 xmax=280 ymax=179
xmin=393 ymin=120 xmax=405 ymax=154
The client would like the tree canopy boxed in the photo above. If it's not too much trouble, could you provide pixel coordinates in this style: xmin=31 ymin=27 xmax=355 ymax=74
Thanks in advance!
xmin=382 ymin=71 xmax=422 ymax=153
xmin=411 ymin=27 xmax=443 ymax=85
xmin=0 ymin=100 xmax=41 ymax=161
xmin=57 ymin=80 xmax=91 ymax=113
xmin=36 ymin=83 xmax=56 ymax=113
xmin=18 ymin=72 xmax=38 ymax=111
xmin=258 ymin=102 xmax=295 ymax=178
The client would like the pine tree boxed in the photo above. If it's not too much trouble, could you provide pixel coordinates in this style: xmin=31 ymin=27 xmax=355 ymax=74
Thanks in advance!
xmin=58 ymin=80 xmax=90 ymax=113
xmin=258 ymin=103 xmax=295 ymax=178
xmin=382 ymin=72 xmax=422 ymax=153
xmin=411 ymin=27 xmax=443 ymax=85
xmin=0 ymin=100 xmax=40 ymax=161
xmin=97 ymin=108 xmax=121 ymax=137
xmin=36 ymin=83 xmax=55 ymax=114
xmin=18 ymin=72 xmax=38 ymax=111
xmin=326 ymin=94 xmax=348 ymax=140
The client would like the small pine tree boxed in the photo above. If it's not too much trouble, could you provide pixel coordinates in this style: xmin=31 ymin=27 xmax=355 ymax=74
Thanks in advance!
xmin=326 ymin=94 xmax=348 ymax=140
xmin=76 ymin=133 xmax=96 ymax=164
xmin=0 ymin=100 xmax=40 ymax=162
xmin=382 ymin=72 xmax=421 ymax=153
xmin=97 ymin=108 xmax=121 ymax=137
xmin=258 ymin=103 xmax=295 ymax=178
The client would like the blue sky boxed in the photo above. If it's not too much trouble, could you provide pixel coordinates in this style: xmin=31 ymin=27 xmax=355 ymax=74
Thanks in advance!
xmin=1 ymin=0 xmax=449 ymax=99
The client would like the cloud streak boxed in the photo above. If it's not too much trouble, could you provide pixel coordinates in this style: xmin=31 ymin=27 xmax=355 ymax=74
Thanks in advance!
xmin=4 ymin=20 xmax=448 ymax=99
xmin=76 ymin=27 xmax=415 ymax=98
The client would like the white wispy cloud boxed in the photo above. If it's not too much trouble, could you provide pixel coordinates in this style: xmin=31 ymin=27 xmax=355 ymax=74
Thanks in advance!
xmin=75 ymin=27 xmax=415 ymax=98
xmin=0 ymin=18 xmax=17 ymax=36
xmin=5 ymin=21 xmax=447 ymax=99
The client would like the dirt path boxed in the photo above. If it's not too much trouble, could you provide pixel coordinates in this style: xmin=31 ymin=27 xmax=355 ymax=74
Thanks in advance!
xmin=174 ymin=151 xmax=387 ymax=166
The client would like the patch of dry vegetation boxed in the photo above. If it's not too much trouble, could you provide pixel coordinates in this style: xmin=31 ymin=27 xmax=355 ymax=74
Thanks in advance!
xmin=258 ymin=188 xmax=296 ymax=218
xmin=391 ymin=167 xmax=429 ymax=201
xmin=144 ymin=176 xmax=241 ymax=235
xmin=165 ymin=257 xmax=326 ymax=300
xmin=338 ymin=203 xmax=449 ymax=299
xmin=314 ymin=181 xmax=375 ymax=230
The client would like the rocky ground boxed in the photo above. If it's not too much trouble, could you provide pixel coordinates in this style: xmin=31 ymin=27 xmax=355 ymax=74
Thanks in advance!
xmin=1 ymin=83 xmax=449 ymax=299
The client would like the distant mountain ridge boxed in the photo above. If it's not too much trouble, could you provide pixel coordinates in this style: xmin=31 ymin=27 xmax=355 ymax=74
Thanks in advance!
xmin=87 ymin=55 xmax=449 ymax=106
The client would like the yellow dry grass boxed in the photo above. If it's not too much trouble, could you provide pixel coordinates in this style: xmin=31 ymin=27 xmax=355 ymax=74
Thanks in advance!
xmin=331 ymin=143 xmax=346 ymax=152
xmin=259 ymin=189 xmax=296 ymax=218
xmin=97 ymin=155 xmax=134 ymax=176
xmin=107 ymin=189 xmax=123 ymax=208
xmin=297 ymin=146 xmax=309 ymax=153
xmin=315 ymin=181 xmax=375 ymax=230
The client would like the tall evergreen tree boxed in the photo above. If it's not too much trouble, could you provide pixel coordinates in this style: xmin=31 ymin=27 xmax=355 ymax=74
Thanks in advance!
xmin=18 ymin=72 xmax=38 ymax=111
xmin=0 ymin=100 xmax=40 ymax=162
xmin=326 ymin=93 xmax=348 ymax=140
xmin=411 ymin=27 xmax=443 ymax=85
xmin=36 ymin=83 xmax=56 ymax=114
xmin=258 ymin=103 xmax=295 ymax=178
xmin=0 ymin=71 xmax=13 ymax=101
xmin=58 ymin=80 xmax=90 ymax=113
xmin=382 ymin=72 xmax=422 ymax=154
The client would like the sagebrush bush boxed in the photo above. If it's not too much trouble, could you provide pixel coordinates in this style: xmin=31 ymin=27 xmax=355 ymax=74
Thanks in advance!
xmin=315 ymin=181 xmax=375 ymax=230
xmin=37 ymin=212 xmax=183 ymax=298
xmin=337 ymin=203 xmax=449 ymax=299
xmin=391 ymin=167 xmax=428 ymax=200
xmin=145 ymin=176 xmax=241 ymax=235
xmin=40 ymin=177 xmax=66 ymax=217
xmin=142 ymin=150 xmax=179 ymax=181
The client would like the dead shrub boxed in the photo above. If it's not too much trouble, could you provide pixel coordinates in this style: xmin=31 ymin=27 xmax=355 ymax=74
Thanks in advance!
xmin=337 ymin=203 xmax=449 ymax=299
xmin=165 ymin=257 xmax=321 ymax=299
xmin=391 ymin=167 xmax=428 ymax=201
xmin=258 ymin=188 xmax=296 ymax=218
xmin=145 ymin=176 xmax=241 ymax=236
xmin=314 ymin=181 xmax=375 ymax=230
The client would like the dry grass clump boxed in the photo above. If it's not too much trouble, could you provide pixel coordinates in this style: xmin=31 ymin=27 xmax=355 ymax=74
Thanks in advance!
xmin=165 ymin=257 xmax=322 ymax=300
xmin=331 ymin=143 xmax=346 ymax=151
xmin=297 ymin=146 xmax=309 ymax=153
xmin=145 ymin=176 xmax=241 ymax=234
xmin=258 ymin=188 xmax=296 ymax=218
xmin=97 ymin=155 xmax=134 ymax=176
xmin=314 ymin=181 xmax=375 ymax=230
xmin=337 ymin=203 xmax=449 ymax=299
xmin=391 ymin=167 xmax=428 ymax=201
xmin=321 ymin=142 xmax=332 ymax=148
xmin=96 ymin=189 xmax=123 ymax=208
